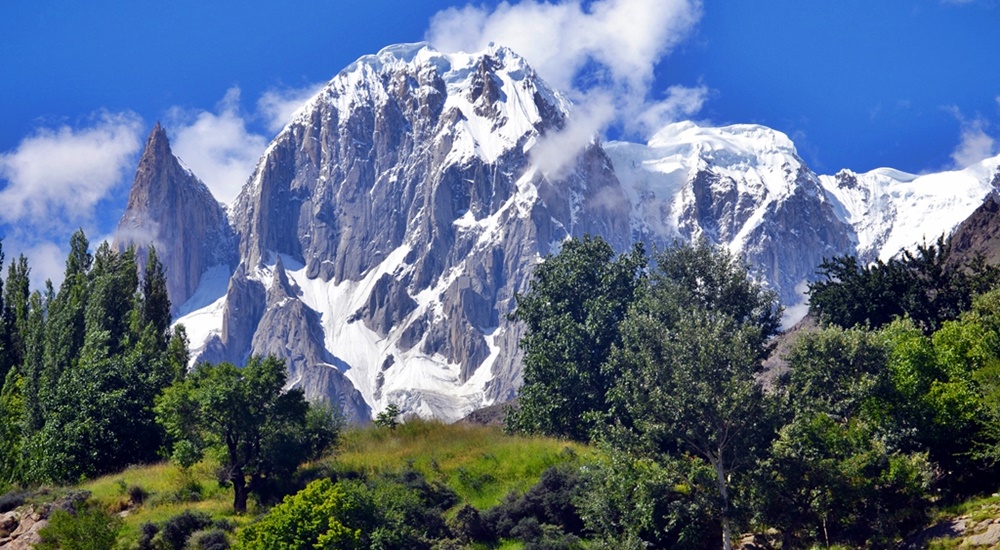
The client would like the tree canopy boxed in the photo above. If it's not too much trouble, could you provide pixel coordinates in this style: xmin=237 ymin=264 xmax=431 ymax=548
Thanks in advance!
xmin=155 ymin=356 xmax=339 ymax=512
xmin=507 ymin=235 xmax=646 ymax=441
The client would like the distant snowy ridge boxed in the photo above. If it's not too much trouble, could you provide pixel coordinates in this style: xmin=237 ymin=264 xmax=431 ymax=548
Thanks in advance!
xmin=607 ymin=121 xmax=1000 ymax=312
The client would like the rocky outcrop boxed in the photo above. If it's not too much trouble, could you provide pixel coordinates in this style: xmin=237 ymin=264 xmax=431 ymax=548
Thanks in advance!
xmin=114 ymin=123 xmax=235 ymax=313
xmin=0 ymin=491 xmax=90 ymax=549
xmin=950 ymin=170 xmax=1000 ymax=265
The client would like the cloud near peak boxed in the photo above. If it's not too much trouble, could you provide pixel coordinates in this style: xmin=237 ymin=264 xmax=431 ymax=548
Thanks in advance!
xmin=426 ymin=0 xmax=706 ymax=175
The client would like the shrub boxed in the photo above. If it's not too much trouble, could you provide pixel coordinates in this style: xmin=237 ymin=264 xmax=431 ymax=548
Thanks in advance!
xmin=482 ymin=464 xmax=585 ymax=542
xmin=0 ymin=490 xmax=28 ymax=513
xmin=36 ymin=503 xmax=122 ymax=550
xmin=190 ymin=528 xmax=230 ymax=550
xmin=128 ymin=484 xmax=148 ymax=506
xmin=160 ymin=510 xmax=214 ymax=550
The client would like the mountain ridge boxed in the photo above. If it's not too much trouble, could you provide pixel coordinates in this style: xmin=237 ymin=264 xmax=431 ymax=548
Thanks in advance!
xmin=115 ymin=43 xmax=1000 ymax=422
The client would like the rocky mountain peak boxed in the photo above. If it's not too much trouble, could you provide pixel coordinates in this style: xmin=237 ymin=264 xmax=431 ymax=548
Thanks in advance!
xmin=114 ymin=125 xmax=235 ymax=313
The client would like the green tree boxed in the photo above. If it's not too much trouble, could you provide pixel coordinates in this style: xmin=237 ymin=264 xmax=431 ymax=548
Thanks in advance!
xmin=138 ymin=245 xmax=171 ymax=347
xmin=508 ymin=235 xmax=646 ymax=441
xmin=607 ymin=240 xmax=781 ymax=550
xmin=809 ymin=237 xmax=1000 ymax=334
xmin=759 ymin=326 xmax=934 ymax=546
xmin=235 ymin=478 xmax=363 ymax=549
xmin=761 ymin=414 xmax=930 ymax=547
xmin=155 ymin=356 xmax=327 ymax=513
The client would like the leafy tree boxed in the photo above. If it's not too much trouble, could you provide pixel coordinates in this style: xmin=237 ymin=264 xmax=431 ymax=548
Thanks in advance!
xmin=607 ymin=240 xmax=781 ymax=550
xmin=809 ymin=237 xmax=1000 ymax=334
xmin=1 ymin=253 xmax=31 ymax=385
xmin=155 ymin=356 xmax=327 ymax=513
xmin=139 ymin=245 xmax=171 ymax=347
xmin=576 ymin=450 xmax=718 ymax=549
xmin=374 ymin=403 xmax=401 ymax=430
xmin=761 ymin=414 xmax=930 ymax=547
xmin=41 ymin=229 xmax=92 ymax=397
xmin=508 ymin=235 xmax=646 ymax=441
xmin=759 ymin=326 xmax=934 ymax=546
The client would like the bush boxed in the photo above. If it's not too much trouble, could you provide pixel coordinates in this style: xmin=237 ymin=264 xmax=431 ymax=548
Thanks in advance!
xmin=159 ymin=509 xmax=214 ymax=550
xmin=0 ymin=490 xmax=28 ymax=513
xmin=190 ymin=528 xmax=230 ymax=550
xmin=36 ymin=503 xmax=122 ymax=550
xmin=128 ymin=484 xmax=148 ymax=506
xmin=482 ymin=464 xmax=585 ymax=543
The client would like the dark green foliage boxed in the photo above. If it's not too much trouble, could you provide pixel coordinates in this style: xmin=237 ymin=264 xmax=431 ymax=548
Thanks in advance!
xmin=36 ymin=503 xmax=122 ymax=550
xmin=191 ymin=528 xmax=231 ymax=550
xmin=0 ymin=231 xmax=182 ymax=485
xmin=809 ymin=237 xmax=1000 ymax=334
xmin=138 ymin=521 xmax=160 ymax=550
xmin=759 ymin=414 xmax=930 ymax=548
xmin=138 ymin=510 xmax=233 ymax=550
xmin=508 ymin=235 xmax=646 ymax=441
xmin=759 ymin=326 xmax=934 ymax=547
xmin=448 ymin=504 xmax=491 ymax=544
xmin=237 ymin=470 xmax=454 ymax=550
xmin=374 ymin=403 xmax=401 ymax=429
xmin=1 ymin=253 xmax=30 ymax=384
xmin=139 ymin=246 xmax=172 ymax=346
xmin=160 ymin=510 xmax=215 ymax=550
xmin=128 ymin=484 xmax=148 ymax=506
xmin=577 ymin=451 xmax=717 ymax=550
xmin=0 ymin=489 xmax=28 ymax=513
xmin=474 ymin=464 xmax=585 ymax=547
xmin=606 ymin=239 xmax=781 ymax=550
xmin=155 ymin=357 xmax=332 ymax=513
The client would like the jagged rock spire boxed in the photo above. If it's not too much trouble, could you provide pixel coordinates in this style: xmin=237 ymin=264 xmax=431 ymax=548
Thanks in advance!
xmin=114 ymin=125 xmax=235 ymax=314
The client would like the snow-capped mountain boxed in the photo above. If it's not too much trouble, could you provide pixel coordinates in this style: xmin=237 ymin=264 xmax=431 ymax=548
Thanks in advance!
xmin=607 ymin=122 xmax=1000 ymax=308
xmin=163 ymin=43 xmax=630 ymax=422
xmin=819 ymin=159 xmax=1000 ymax=262
xmin=607 ymin=121 xmax=855 ymax=308
xmin=116 ymin=43 xmax=1000 ymax=422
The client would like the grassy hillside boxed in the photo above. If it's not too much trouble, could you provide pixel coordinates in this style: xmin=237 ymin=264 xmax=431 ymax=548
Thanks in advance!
xmin=3 ymin=420 xmax=590 ymax=549
xmin=333 ymin=419 xmax=593 ymax=509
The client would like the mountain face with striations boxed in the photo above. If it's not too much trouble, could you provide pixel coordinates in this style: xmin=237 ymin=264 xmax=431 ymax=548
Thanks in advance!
xmin=114 ymin=123 xmax=235 ymax=314
xmin=117 ymin=43 xmax=1000 ymax=422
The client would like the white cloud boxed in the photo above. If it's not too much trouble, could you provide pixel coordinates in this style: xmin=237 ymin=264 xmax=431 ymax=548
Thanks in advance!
xmin=0 ymin=112 xmax=142 ymax=226
xmin=426 ymin=0 xmax=705 ymax=173
xmin=167 ymin=87 xmax=268 ymax=205
xmin=637 ymin=84 xmax=709 ymax=134
xmin=950 ymin=115 xmax=997 ymax=169
xmin=258 ymin=83 xmax=327 ymax=133
xmin=21 ymin=240 xmax=66 ymax=291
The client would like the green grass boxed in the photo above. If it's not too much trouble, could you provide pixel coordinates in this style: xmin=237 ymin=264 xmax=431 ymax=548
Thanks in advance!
xmin=76 ymin=458 xmax=250 ymax=548
xmin=331 ymin=419 xmax=594 ymax=508
xmin=6 ymin=419 xmax=591 ymax=548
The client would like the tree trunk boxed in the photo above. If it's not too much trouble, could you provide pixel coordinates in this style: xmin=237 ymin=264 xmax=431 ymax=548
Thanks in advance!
xmin=711 ymin=456 xmax=733 ymax=550
xmin=232 ymin=472 xmax=249 ymax=513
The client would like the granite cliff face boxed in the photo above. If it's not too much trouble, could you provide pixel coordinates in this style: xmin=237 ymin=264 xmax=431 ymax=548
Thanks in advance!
xmin=114 ymin=123 xmax=235 ymax=314
xmin=117 ymin=43 xmax=1000 ymax=422
xmin=177 ymin=43 xmax=630 ymax=420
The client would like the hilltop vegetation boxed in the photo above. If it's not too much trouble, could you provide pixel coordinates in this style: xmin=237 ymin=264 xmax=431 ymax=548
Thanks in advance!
xmin=6 ymin=231 xmax=1000 ymax=548
xmin=509 ymin=236 xmax=1000 ymax=549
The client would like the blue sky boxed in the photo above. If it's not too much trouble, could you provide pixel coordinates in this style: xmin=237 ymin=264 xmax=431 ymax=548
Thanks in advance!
xmin=2 ymin=0 xmax=999 ymax=285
